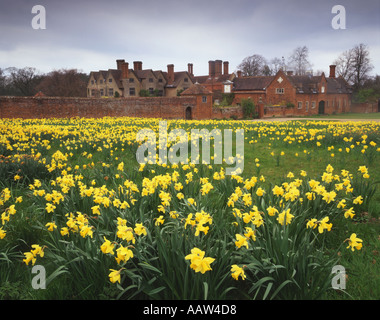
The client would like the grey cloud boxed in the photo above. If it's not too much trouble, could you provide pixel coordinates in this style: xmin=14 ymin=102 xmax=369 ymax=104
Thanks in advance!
xmin=0 ymin=0 xmax=379 ymax=75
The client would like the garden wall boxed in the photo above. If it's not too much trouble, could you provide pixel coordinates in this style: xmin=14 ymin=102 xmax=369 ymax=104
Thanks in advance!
xmin=351 ymin=102 xmax=379 ymax=113
xmin=0 ymin=96 xmax=201 ymax=120
xmin=212 ymin=106 xmax=243 ymax=119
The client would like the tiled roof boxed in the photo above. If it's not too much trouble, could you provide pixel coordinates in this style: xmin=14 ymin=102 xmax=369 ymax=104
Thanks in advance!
xmin=233 ymin=76 xmax=274 ymax=91
xmin=135 ymin=69 xmax=155 ymax=80
xmin=192 ymin=74 xmax=234 ymax=84
xmin=162 ymin=71 xmax=193 ymax=88
xmin=326 ymin=77 xmax=352 ymax=94
xmin=181 ymin=83 xmax=212 ymax=95
xmin=232 ymin=73 xmax=352 ymax=94
xmin=287 ymin=75 xmax=321 ymax=94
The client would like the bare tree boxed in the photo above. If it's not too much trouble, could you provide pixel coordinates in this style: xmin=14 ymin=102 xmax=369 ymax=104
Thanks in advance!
xmin=0 ymin=68 xmax=6 ymax=95
xmin=237 ymin=54 xmax=268 ymax=76
xmin=269 ymin=57 xmax=283 ymax=74
xmin=6 ymin=67 xmax=42 ymax=96
xmin=313 ymin=69 xmax=325 ymax=76
xmin=36 ymin=69 xmax=88 ymax=97
xmin=334 ymin=43 xmax=373 ymax=89
xmin=262 ymin=64 xmax=272 ymax=76
xmin=351 ymin=43 xmax=374 ymax=89
xmin=334 ymin=48 xmax=355 ymax=84
xmin=288 ymin=46 xmax=312 ymax=75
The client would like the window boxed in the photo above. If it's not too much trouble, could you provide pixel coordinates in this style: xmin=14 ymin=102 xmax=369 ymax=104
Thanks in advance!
xmin=321 ymin=86 xmax=325 ymax=93
xmin=100 ymin=89 xmax=104 ymax=96
xmin=129 ymin=78 xmax=134 ymax=83
xmin=109 ymin=78 xmax=112 ymax=83
xmin=312 ymin=101 xmax=316 ymax=109
xmin=202 ymin=96 xmax=207 ymax=103
xmin=158 ymin=78 xmax=163 ymax=83
xmin=91 ymin=89 xmax=95 ymax=96
xmin=298 ymin=102 xmax=302 ymax=109
xmin=149 ymin=88 xmax=154 ymax=95
xmin=129 ymin=88 xmax=135 ymax=96
xmin=100 ymin=79 xmax=103 ymax=84
xmin=109 ymin=88 xmax=114 ymax=96
xmin=91 ymin=80 xmax=94 ymax=85
xmin=184 ymin=78 xmax=188 ymax=82
xmin=276 ymin=88 xmax=284 ymax=94
xmin=305 ymin=101 xmax=309 ymax=111
xmin=149 ymin=78 xmax=153 ymax=83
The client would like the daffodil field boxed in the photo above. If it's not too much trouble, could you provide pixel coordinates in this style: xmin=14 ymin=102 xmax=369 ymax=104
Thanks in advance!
xmin=0 ymin=117 xmax=379 ymax=300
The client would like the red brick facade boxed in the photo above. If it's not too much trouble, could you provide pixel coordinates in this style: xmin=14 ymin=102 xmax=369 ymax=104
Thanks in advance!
xmin=0 ymin=96 xmax=201 ymax=120
xmin=232 ymin=67 xmax=352 ymax=116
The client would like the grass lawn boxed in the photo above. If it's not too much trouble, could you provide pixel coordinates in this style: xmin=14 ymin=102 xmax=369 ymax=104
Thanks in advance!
xmin=302 ymin=112 xmax=380 ymax=120
xmin=0 ymin=117 xmax=379 ymax=300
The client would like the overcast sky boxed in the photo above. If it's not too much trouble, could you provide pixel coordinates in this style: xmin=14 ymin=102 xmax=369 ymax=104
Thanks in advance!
xmin=0 ymin=0 xmax=379 ymax=77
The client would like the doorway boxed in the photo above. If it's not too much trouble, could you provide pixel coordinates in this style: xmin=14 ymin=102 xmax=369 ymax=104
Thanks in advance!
xmin=318 ymin=101 xmax=325 ymax=114
xmin=185 ymin=107 xmax=192 ymax=120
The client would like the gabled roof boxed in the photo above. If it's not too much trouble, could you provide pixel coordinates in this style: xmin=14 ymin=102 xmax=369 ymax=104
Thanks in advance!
xmin=286 ymin=75 xmax=321 ymax=94
xmin=135 ymin=69 xmax=156 ymax=80
xmin=153 ymin=70 xmax=166 ymax=81
xmin=181 ymin=83 xmax=212 ymax=95
xmin=192 ymin=73 xmax=234 ymax=85
xmin=34 ymin=91 xmax=46 ymax=97
xmin=326 ymin=77 xmax=352 ymax=94
xmin=162 ymin=71 xmax=194 ymax=88
xmin=232 ymin=70 xmax=352 ymax=95
xmin=233 ymin=76 xmax=274 ymax=91
xmin=107 ymin=69 xmax=122 ymax=80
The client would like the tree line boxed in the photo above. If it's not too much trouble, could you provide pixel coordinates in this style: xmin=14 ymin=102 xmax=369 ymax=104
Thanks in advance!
xmin=1 ymin=44 xmax=378 ymax=103
xmin=0 ymin=68 xmax=88 ymax=97
xmin=237 ymin=43 xmax=379 ymax=101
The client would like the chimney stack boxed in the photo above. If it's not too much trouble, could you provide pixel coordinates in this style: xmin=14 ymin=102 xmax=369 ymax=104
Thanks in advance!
xmin=121 ymin=62 xmax=129 ymax=79
xmin=237 ymin=70 xmax=242 ymax=78
xmin=134 ymin=61 xmax=143 ymax=72
xmin=117 ymin=59 xmax=125 ymax=70
xmin=209 ymin=60 xmax=215 ymax=77
xmin=223 ymin=61 xmax=229 ymax=75
xmin=215 ymin=60 xmax=222 ymax=77
xmin=329 ymin=65 xmax=336 ymax=78
xmin=188 ymin=63 xmax=193 ymax=76
xmin=167 ymin=64 xmax=174 ymax=85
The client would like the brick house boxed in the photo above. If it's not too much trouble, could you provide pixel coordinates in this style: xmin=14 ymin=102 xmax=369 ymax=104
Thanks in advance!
xmin=163 ymin=64 xmax=195 ymax=97
xmin=191 ymin=60 xmax=235 ymax=103
xmin=181 ymin=83 xmax=213 ymax=120
xmin=87 ymin=60 xmax=194 ymax=98
xmin=87 ymin=69 xmax=123 ymax=98
xmin=232 ymin=65 xmax=353 ymax=116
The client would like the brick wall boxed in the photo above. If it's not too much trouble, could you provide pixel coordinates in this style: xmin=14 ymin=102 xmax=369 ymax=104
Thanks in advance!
xmin=0 ymin=96 xmax=199 ymax=120
xmin=212 ymin=106 xmax=243 ymax=119
xmin=351 ymin=102 xmax=379 ymax=113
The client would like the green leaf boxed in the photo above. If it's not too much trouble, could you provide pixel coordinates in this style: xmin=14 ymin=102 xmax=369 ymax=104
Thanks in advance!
xmin=45 ymin=265 xmax=70 ymax=286
xmin=138 ymin=262 xmax=162 ymax=275
xmin=203 ymin=282 xmax=209 ymax=300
